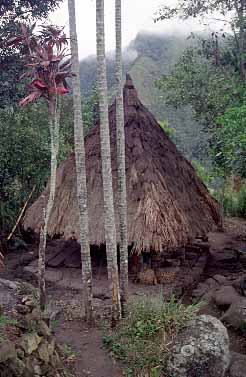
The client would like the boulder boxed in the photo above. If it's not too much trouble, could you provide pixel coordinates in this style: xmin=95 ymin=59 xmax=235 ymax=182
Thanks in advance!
xmin=222 ymin=298 xmax=246 ymax=330
xmin=214 ymin=286 xmax=240 ymax=308
xmin=213 ymin=275 xmax=227 ymax=285
xmin=166 ymin=315 xmax=230 ymax=377
xmin=192 ymin=283 xmax=210 ymax=299
xmin=20 ymin=333 xmax=42 ymax=355
xmin=0 ymin=341 xmax=17 ymax=362
xmin=38 ymin=340 xmax=50 ymax=364
xmin=0 ymin=278 xmax=18 ymax=290
xmin=229 ymin=352 xmax=246 ymax=377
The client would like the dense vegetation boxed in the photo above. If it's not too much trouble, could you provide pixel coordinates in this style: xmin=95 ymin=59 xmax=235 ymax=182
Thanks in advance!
xmin=103 ymin=296 xmax=201 ymax=377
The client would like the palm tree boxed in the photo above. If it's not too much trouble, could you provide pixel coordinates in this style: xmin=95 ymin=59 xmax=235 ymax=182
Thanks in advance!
xmin=115 ymin=0 xmax=128 ymax=316
xmin=96 ymin=0 xmax=121 ymax=324
xmin=68 ymin=0 xmax=93 ymax=322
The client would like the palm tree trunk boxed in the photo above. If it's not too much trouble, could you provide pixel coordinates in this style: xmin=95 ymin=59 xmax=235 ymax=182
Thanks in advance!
xmin=115 ymin=0 xmax=128 ymax=317
xmin=68 ymin=0 xmax=93 ymax=322
xmin=96 ymin=0 xmax=121 ymax=325
xmin=39 ymin=97 xmax=60 ymax=310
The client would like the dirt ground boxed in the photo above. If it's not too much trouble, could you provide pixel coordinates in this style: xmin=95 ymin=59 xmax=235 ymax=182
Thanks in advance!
xmin=1 ymin=217 xmax=246 ymax=377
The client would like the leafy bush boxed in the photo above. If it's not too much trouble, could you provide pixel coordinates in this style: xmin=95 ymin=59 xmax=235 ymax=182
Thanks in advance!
xmin=159 ymin=120 xmax=176 ymax=138
xmin=223 ymin=186 xmax=246 ymax=218
xmin=192 ymin=160 xmax=214 ymax=187
xmin=103 ymin=295 xmax=201 ymax=377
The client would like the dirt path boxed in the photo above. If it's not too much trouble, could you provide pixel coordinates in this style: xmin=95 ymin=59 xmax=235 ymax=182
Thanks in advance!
xmin=55 ymin=321 xmax=123 ymax=377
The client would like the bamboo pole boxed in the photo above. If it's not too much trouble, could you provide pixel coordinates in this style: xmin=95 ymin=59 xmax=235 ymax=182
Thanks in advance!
xmin=7 ymin=185 xmax=36 ymax=241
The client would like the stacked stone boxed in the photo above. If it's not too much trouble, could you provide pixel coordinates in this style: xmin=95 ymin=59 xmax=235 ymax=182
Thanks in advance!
xmin=0 ymin=293 xmax=64 ymax=377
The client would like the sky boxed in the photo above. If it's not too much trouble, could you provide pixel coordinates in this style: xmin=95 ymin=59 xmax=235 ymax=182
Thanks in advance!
xmin=50 ymin=0 xmax=203 ymax=59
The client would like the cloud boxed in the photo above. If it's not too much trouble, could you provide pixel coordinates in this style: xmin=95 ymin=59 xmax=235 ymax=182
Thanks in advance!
xmin=49 ymin=0 xmax=207 ymax=59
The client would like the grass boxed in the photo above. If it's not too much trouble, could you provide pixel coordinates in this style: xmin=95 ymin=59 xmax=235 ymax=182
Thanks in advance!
xmin=0 ymin=314 xmax=18 ymax=342
xmin=103 ymin=295 xmax=201 ymax=377
xmin=63 ymin=343 xmax=77 ymax=360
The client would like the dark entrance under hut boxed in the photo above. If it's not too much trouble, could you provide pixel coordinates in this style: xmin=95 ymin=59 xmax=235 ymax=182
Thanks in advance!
xmin=22 ymin=236 xmax=210 ymax=300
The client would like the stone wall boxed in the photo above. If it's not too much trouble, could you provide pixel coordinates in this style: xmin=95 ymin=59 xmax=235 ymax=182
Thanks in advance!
xmin=0 ymin=280 xmax=65 ymax=377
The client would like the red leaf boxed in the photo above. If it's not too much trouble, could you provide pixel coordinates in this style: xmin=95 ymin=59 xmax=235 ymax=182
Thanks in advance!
xmin=6 ymin=36 xmax=24 ymax=47
xmin=18 ymin=72 xmax=31 ymax=81
xmin=55 ymin=72 xmax=71 ymax=84
xmin=25 ymin=63 xmax=39 ymax=67
xmin=48 ymin=86 xmax=69 ymax=95
xmin=31 ymin=79 xmax=47 ymax=89
xmin=19 ymin=91 xmax=42 ymax=106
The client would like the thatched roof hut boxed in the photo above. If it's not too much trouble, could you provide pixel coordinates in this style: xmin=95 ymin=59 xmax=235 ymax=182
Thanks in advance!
xmin=23 ymin=75 xmax=219 ymax=253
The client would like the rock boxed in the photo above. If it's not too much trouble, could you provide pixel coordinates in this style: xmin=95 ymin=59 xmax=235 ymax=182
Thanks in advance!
xmin=213 ymin=275 xmax=227 ymax=285
xmin=33 ymin=363 xmax=41 ymax=376
xmin=0 ymin=341 xmax=17 ymax=362
xmin=30 ymin=308 xmax=42 ymax=321
xmin=20 ymin=333 xmax=42 ymax=355
xmin=16 ymin=347 xmax=25 ymax=358
xmin=0 ymin=278 xmax=18 ymax=290
xmin=8 ymin=357 xmax=26 ymax=375
xmin=25 ymin=355 xmax=39 ymax=375
xmin=17 ymin=281 xmax=37 ymax=296
xmin=222 ymin=298 xmax=246 ymax=330
xmin=166 ymin=315 xmax=230 ymax=377
xmin=214 ymin=286 xmax=240 ymax=308
xmin=206 ymin=277 xmax=219 ymax=288
xmin=0 ymin=289 xmax=17 ymax=308
xmin=16 ymin=304 xmax=30 ymax=314
xmin=36 ymin=320 xmax=52 ymax=338
xmin=192 ymin=283 xmax=209 ymax=299
xmin=229 ymin=352 xmax=246 ymax=377
xmin=38 ymin=340 xmax=51 ymax=364
xmin=22 ymin=296 xmax=36 ymax=309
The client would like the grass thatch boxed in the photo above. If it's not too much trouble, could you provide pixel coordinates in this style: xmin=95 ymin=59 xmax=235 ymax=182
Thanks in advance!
xmin=23 ymin=75 xmax=220 ymax=253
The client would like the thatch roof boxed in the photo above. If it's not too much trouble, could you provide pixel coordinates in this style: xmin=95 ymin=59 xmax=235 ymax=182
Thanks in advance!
xmin=23 ymin=75 xmax=219 ymax=253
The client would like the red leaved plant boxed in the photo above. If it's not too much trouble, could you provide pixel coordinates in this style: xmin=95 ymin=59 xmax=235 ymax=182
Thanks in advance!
xmin=7 ymin=23 xmax=74 ymax=108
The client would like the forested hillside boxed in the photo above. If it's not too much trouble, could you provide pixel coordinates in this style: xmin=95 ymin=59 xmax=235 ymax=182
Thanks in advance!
xmin=80 ymin=32 xmax=207 ymax=160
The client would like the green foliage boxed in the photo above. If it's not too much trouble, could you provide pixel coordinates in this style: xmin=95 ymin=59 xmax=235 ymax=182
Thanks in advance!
xmin=103 ymin=295 xmax=201 ymax=377
xmin=159 ymin=120 xmax=176 ymax=137
xmin=0 ymin=85 xmax=99 ymax=232
xmin=157 ymin=35 xmax=246 ymax=176
xmin=220 ymin=186 xmax=246 ymax=218
xmin=192 ymin=160 xmax=214 ymax=186
xmin=156 ymin=0 xmax=246 ymax=176
xmin=240 ymin=320 xmax=246 ymax=334
xmin=63 ymin=343 xmax=76 ymax=359
xmin=0 ymin=100 xmax=73 ymax=232
xmin=0 ymin=314 xmax=17 ymax=342
xmin=215 ymin=104 xmax=246 ymax=176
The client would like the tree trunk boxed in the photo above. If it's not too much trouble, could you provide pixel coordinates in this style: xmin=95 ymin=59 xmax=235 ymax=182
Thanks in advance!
xmin=115 ymin=0 xmax=128 ymax=317
xmin=236 ymin=0 xmax=246 ymax=81
xmin=96 ymin=0 xmax=121 ymax=325
xmin=39 ymin=98 xmax=60 ymax=310
xmin=68 ymin=0 xmax=93 ymax=322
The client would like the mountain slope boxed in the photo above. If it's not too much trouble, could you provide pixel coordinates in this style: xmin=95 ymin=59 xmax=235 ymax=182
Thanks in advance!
xmin=79 ymin=32 xmax=208 ymax=161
